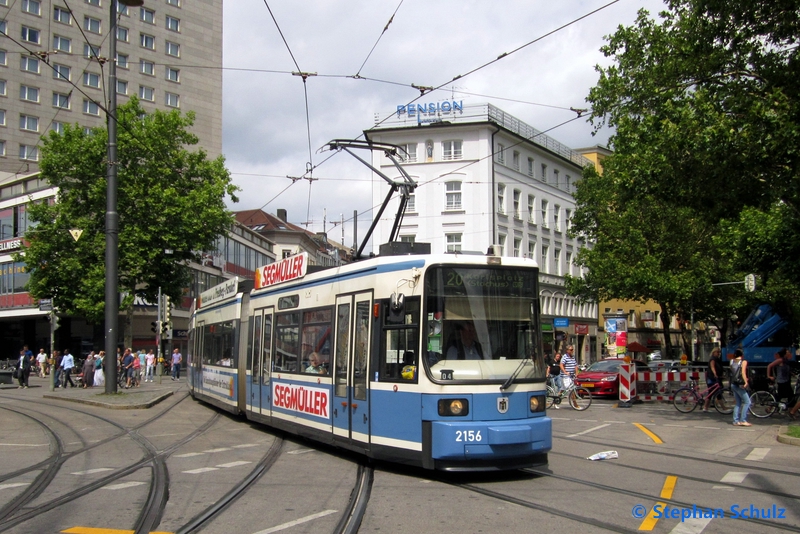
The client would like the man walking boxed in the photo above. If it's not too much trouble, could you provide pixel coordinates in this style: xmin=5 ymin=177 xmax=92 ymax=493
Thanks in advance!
xmin=36 ymin=348 xmax=48 ymax=377
xmin=60 ymin=349 xmax=77 ymax=388
xmin=171 ymin=348 xmax=182 ymax=381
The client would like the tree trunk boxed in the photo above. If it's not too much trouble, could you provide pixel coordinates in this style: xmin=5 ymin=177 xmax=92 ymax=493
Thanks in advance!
xmin=660 ymin=303 xmax=673 ymax=359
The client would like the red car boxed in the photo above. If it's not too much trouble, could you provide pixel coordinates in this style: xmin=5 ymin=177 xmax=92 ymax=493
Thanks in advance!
xmin=574 ymin=358 xmax=648 ymax=397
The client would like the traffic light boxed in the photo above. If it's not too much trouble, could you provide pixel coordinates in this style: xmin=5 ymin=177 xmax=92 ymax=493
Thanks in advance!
xmin=151 ymin=321 xmax=158 ymax=333
xmin=164 ymin=296 xmax=172 ymax=325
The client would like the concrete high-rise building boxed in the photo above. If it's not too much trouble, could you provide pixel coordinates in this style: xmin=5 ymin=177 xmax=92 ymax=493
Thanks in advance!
xmin=0 ymin=0 xmax=222 ymax=174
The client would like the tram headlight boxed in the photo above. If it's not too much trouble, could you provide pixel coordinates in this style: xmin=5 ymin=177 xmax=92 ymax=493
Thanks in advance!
xmin=438 ymin=398 xmax=469 ymax=416
xmin=530 ymin=395 xmax=546 ymax=413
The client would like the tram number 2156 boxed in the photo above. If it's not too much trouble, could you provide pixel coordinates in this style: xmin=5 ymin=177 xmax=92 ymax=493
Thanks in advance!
xmin=455 ymin=430 xmax=483 ymax=442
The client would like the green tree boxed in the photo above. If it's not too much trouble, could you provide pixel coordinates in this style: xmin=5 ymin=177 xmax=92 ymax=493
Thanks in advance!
xmin=16 ymin=98 xmax=239 ymax=331
xmin=568 ymin=0 xmax=800 ymax=351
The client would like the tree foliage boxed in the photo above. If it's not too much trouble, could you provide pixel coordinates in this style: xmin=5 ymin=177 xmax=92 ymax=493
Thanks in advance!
xmin=16 ymin=98 xmax=239 ymax=323
xmin=567 ymin=0 xmax=800 ymax=349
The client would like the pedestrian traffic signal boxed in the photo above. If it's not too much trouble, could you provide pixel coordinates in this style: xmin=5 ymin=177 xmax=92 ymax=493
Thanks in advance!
xmin=151 ymin=321 xmax=158 ymax=333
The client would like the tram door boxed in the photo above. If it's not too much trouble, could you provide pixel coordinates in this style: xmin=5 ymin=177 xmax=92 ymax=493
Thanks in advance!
xmin=248 ymin=307 xmax=273 ymax=415
xmin=333 ymin=292 xmax=372 ymax=445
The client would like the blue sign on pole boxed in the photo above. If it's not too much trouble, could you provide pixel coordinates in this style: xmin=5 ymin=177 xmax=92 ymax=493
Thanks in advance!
xmin=554 ymin=317 xmax=569 ymax=327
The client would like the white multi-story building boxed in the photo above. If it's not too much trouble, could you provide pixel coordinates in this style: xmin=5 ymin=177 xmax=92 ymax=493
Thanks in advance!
xmin=365 ymin=102 xmax=599 ymax=360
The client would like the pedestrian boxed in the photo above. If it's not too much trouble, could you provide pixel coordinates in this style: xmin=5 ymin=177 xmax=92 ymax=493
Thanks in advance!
xmin=82 ymin=352 xmax=95 ymax=388
xmin=122 ymin=348 xmax=135 ymax=389
xmin=145 ymin=349 xmax=155 ymax=382
xmin=53 ymin=351 xmax=63 ymax=387
xmin=171 ymin=348 xmax=182 ymax=380
xmin=562 ymin=345 xmax=578 ymax=379
xmin=36 ymin=348 xmax=48 ymax=378
xmin=767 ymin=348 xmax=793 ymax=405
xmin=729 ymin=349 xmax=751 ymax=426
xmin=94 ymin=351 xmax=105 ymax=387
xmin=16 ymin=348 xmax=33 ymax=388
xmin=546 ymin=353 xmax=563 ymax=392
xmin=702 ymin=347 xmax=724 ymax=412
xmin=131 ymin=352 xmax=141 ymax=387
xmin=60 ymin=349 xmax=77 ymax=388
xmin=138 ymin=350 xmax=146 ymax=382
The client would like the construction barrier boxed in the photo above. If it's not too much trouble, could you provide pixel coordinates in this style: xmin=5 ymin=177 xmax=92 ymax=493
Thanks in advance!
xmin=635 ymin=370 xmax=704 ymax=401
xmin=619 ymin=363 xmax=636 ymax=403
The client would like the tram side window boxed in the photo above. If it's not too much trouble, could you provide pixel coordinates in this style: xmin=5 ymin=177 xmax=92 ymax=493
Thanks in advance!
xmin=274 ymin=312 xmax=300 ymax=372
xmin=300 ymin=308 xmax=332 ymax=374
xmin=379 ymin=297 xmax=420 ymax=382
xmin=201 ymin=321 xmax=236 ymax=366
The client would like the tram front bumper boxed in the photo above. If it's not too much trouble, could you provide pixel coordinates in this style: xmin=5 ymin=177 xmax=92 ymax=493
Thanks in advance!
xmin=429 ymin=416 xmax=552 ymax=461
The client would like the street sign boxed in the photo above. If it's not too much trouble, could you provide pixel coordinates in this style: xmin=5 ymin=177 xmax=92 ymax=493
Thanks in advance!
xmin=554 ymin=317 xmax=569 ymax=327
xmin=39 ymin=298 xmax=53 ymax=311
xmin=745 ymin=273 xmax=756 ymax=292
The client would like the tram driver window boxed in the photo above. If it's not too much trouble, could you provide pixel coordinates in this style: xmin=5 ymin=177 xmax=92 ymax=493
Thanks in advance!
xmin=379 ymin=297 xmax=420 ymax=382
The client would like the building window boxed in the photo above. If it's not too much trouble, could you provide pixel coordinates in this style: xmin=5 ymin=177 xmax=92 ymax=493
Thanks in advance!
xmin=541 ymin=200 xmax=548 ymax=228
xmin=406 ymin=193 xmax=415 ymax=212
xmin=0 ymin=140 xmax=6 ymax=156
xmin=140 ymin=7 xmax=155 ymax=23
xmin=527 ymin=195 xmax=535 ymax=223
xmin=496 ymin=143 xmax=505 ymax=164
xmin=165 ymin=41 xmax=180 ymax=57
xmin=541 ymin=245 xmax=549 ymax=273
xmin=117 ymin=26 xmax=129 ymax=42
xmin=116 ymin=53 xmax=128 ymax=69
xmin=53 ymin=6 xmax=71 ymax=24
xmin=513 ymin=189 xmax=521 ymax=219
xmin=565 ymin=209 xmax=572 ymax=232
xmin=565 ymin=251 xmax=573 ymax=276
xmin=19 ymin=145 xmax=38 ymax=161
xmin=445 ymin=181 xmax=461 ymax=210
xmin=0 ymin=110 xmax=5 ymax=126
xmin=116 ymin=80 xmax=128 ymax=94
xmin=166 ymin=0 xmax=180 ymax=5
xmin=497 ymin=234 xmax=506 ymax=255
xmin=83 ymin=99 xmax=100 ymax=115
xmin=553 ymin=168 xmax=559 ymax=186
xmin=553 ymin=205 xmax=560 ymax=231
xmin=21 ymin=27 xmax=41 ymax=45
xmin=527 ymin=157 xmax=534 ymax=177
xmin=512 ymin=150 xmax=520 ymax=171
xmin=52 ymin=91 xmax=70 ymax=109
xmin=20 ymin=56 xmax=40 ymax=73
xmin=442 ymin=140 xmax=462 ymax=160
xmin=20 ymin=85 xmax=39 ymax=102
xmin=84 ymin=16 xmax=101 ymax=34
xmin=565 ymin=175 xmax=572 ymax=192
xmin=19 ymin=114 xmax=39 ymax=132
xmin=0 ymin=50 xmax=6 ymax=66
xmin=496 ymin=183 xmax=506 ymax=215
xmin=83 ymin=71 xmax=100 ymax=88
xmin=140 ymin=59 xmax=154 ymax=75
xmin=165 ymin=91 xmax=179 ymax=107
xmin=84 ymin=43 xmax=100 ymax=59
xmin=166 ymin=15 xmax=180 ymax=32
xmin=140 ymin=33 xmax=155 ymax=49
xmin=165 ymin=66 xmax=179 ymax=82
xmin=445 ymin=233 xmax=462 ymax=253
xmin=0 ymin=81 xmax=5 ymax=96
xmin=554 ymin=248 xmax=561 ymax=275
xmin=399 ymin=143 xmax=416 ymax=163
xmin=22 ymin=0 xmax=41 ymax=16
xmin=139 ymin=85 xmax=154 ymax=101
xmin=513 ymin=237 xmax=521 ymax=258
xmin=53 ymin=35 xmax=72 ymax=53
xmin=85 ymin=0 xmax=100 ymax=5
xmin=51 ymin=121 xmax=65 ymax=134
xmin=527 ymin=240 xmax=535 ymax=260
xmin=116 ymin=1 xmax=128 ymax=15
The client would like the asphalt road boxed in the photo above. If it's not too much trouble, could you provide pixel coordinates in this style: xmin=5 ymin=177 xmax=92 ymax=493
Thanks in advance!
xmin=0 ymin=377 xmax=798 ymax=534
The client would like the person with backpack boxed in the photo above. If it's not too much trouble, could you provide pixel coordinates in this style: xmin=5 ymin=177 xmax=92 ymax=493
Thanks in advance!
xmin=729 ymin=349 xmax=751 ymax=427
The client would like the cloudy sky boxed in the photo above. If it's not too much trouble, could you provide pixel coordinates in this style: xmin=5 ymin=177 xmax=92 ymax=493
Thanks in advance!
xmin=221 ymin=0 xmax=665 ymax=247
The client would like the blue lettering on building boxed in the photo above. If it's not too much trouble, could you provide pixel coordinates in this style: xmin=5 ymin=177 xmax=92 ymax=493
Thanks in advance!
xmin=396 ymin=101 xmax=463 ymax=120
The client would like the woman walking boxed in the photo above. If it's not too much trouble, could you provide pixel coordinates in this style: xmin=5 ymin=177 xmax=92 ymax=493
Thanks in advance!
xmin=82 ymin=352 xmax=95 ymax=388
xmin=93 ymin=351 xmax=105 ymax=387
xmin=729 ymin=349 xmax=752 ymax=427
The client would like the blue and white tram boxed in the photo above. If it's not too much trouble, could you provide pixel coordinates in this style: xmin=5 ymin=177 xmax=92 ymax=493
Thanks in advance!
xmin=188 ymin=249 xmax=552 ymax=471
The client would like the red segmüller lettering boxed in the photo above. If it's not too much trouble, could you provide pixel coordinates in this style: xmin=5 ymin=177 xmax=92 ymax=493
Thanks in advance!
xmin=273 ymin=383 xmax=329 ymax=418
xmin=255 ymin=253 xmax=308 ymax=289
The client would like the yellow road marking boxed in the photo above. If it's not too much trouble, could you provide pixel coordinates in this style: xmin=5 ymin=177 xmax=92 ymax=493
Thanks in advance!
xmin=62 ymin=528 xmax=173 ymax=534
xmin=633 ymin=423 xmax=663 ymax=444
xmin=638 ymin=475 xmax=678 ymax=530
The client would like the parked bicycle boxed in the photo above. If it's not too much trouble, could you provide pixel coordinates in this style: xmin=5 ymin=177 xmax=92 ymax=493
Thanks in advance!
xmin=546 ymin=376 xmax=592 ymax=411
xmin=672 ymin=379 xmax=734 ymax=414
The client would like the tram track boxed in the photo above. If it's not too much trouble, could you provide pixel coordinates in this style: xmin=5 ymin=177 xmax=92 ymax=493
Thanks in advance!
xmin=0 ymin=394 xmax=219 ymax=533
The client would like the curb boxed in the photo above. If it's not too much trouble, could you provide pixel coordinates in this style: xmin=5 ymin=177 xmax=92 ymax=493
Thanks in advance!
xmin=42 ymin=391 xmax=174 ymax=410
xmin=777 ymin=425 xmax=800 ymax=446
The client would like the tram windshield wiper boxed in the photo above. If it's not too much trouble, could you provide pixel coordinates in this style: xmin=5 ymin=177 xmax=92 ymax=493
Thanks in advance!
xmin=500 ymin=358 xmax=529 ymax=391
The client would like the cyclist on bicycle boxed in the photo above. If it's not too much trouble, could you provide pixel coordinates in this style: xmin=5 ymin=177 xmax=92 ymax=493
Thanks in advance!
xmin=562 ymin=345 xmax=578 ymax=381
xmin=702 ymin=348 xmax=724 ymax=412
xmin=546 ymin=353 xmax=563 ymax=393
xmin=767 ymin=348 xmax=793 ymax=406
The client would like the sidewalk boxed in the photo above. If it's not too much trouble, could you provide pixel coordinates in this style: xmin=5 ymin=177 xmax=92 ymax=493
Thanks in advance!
xmin=1 ymin=373 xmax=185 ymax=409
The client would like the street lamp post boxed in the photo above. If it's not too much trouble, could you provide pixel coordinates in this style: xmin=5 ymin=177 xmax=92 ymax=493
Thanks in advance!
xmin=106 ymin=0 xmax=143 ymax=394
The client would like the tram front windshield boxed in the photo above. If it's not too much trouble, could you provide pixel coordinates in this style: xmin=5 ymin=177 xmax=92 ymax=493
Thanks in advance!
xmin=425 ymin=265 xmax=545 ymax=383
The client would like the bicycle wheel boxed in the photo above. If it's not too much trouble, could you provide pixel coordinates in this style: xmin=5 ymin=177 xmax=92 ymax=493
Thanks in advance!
xmin=749 ymin=390 xmax=777 ymax=418
xmin=673 ymin=388 xmax=700 ymax=413
xmin=713 ymin=387 xmax=734 ymax=415
xmin=569 ymin=387 xmax=592 ymax=410
xmin=546 ymin=386 xmax=557 ymax=409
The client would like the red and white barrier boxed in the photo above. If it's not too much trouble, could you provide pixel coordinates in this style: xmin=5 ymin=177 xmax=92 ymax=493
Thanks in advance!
xmin=636 ymin=371 xmax=704 ymax=401
xmin=619 ymin=363 xmax=636 ymax=403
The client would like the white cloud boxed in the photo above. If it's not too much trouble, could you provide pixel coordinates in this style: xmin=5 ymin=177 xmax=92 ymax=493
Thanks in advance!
xmin=222 ymin=0 xmax=665 ymax=246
